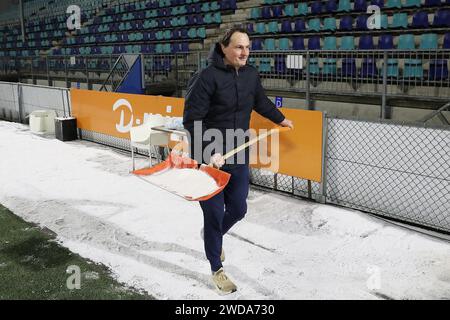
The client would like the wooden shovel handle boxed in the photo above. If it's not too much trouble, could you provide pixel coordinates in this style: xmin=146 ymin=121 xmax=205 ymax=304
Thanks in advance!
xmin=222 ymin=126 xmax=290 ymax=161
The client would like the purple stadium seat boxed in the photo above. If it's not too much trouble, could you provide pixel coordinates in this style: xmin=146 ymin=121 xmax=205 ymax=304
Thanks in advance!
xmin=429 ymin=60 xmax=448 ymax=80
xmin=341 ymin=58 xmax=356 ymax=76
xmin=326 ymin=0 xmax=338 ymax=12
xmin=262 ymin=6 xmax=272 ymax=19
xmin=360 ymin=58 xmax=378 ymax=77
xmin=308 ymin=36 xmax=321 ymax=50
xmin=281 ymin=20 xmax=293 ymax=33
xmin=311 ymin=1 xmax=322 ymax=14
xmin=412 ymin=11 xmax=430 ymax=28
xmin=433 ymin=9 xmax=450 ymax=27
xmin=378 ymin=34 xmax=394 ymax=49
xmin=371 ymin=0 xmax=384 ymax=7
xmin=294 ymin=19 xmax=306 ymax=32
xmin=356 ymin=15 xmax=368 ymax=30
xmin=444 ymin=33 xmax=450 ymax=48
xmin=272 ymin=5 xmax=283 ymax=18
xmin=293 ymin=37 xmax=305 ymax=50
xmin=275 ymin=55 xmax=286 ymax=73
xmin=339 ymin=16 xmax=353 ymax=30
xmin=181 ymin=42 xmax=189 ymax=52
xmin=359 ymin=35 xmax=374 ymax=49
xmin=424 ymin=0 xmax=441 ymax=6
xmin=252 ymin=38 xmax=263 ymax=50
xmin=247 ymin=22 xmax=255 ymax=34
xmin=354 ymin=0 xmax=368 ymax=11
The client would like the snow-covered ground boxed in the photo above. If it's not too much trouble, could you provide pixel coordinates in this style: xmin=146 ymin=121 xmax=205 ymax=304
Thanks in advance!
xmin=0 ymin=120 xmax=449 ymax=300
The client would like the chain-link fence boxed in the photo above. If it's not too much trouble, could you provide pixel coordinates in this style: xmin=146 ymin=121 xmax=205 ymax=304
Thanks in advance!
xmin=250 ymin=116 xmax=450 ymax=233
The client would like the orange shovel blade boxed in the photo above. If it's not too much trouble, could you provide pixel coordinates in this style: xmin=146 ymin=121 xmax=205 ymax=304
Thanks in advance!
xmin=132 ymin=154 xmax=231 ymax=201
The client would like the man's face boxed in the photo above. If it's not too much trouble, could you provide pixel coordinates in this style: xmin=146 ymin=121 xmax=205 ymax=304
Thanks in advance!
xmin=221 ymin=32 xmax=250 ymax=69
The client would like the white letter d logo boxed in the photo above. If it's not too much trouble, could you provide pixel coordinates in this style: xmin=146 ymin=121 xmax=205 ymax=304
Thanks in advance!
xmin=113 ymin=99 xmax=134 ymax=133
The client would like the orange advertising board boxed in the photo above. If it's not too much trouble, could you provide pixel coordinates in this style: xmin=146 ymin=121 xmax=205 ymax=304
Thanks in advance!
xmin=71 ymin=89 xmax=323 ymax=182
xmin=250 ymin=110 xmax=323 ymax=182
xmin=71 ymin=89 xmax=184 ymax=139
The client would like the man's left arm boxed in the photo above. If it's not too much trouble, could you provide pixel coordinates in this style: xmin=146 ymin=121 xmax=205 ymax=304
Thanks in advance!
xmin=253 ymin=73 xmax=293 ymax=128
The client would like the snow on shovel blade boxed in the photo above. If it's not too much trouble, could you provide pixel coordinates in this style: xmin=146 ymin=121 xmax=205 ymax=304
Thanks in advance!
xmin=132 ymin=153 xmax=231 ymax=201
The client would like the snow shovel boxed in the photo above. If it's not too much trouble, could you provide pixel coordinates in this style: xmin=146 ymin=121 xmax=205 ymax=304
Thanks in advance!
xmin=132 ymin=126 xmax=290 ymax=201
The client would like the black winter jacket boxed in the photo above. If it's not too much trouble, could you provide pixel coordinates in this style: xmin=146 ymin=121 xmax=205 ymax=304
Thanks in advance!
xmin=183 ymin=43 xmax=285 ymax=166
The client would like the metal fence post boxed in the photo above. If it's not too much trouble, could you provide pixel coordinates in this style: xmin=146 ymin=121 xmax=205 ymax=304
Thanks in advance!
xmin=17 ymin=83 xmax=24 ymax=123
xmin=306 ymin=51 xmax=311 ymax=110
xmin=175 ymin=53 xmax=180 ymax=97
xmin=381 ymin=51 xmax=388 ymax=119
xmin=318 ymin=111 xmax=328 ymax=204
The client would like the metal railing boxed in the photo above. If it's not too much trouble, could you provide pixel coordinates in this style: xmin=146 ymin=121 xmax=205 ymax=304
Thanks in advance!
xmin=1 ymin=49 xmax=448 ymax=103
xmin=100 ymin=54 xmax=132 ymax=92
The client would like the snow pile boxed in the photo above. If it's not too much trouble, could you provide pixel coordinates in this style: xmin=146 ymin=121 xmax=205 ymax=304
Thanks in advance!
xmin=0 ymin=120 xmax=449 ymax=300
xmin=142 ymin=168 xmax=218 ymax=199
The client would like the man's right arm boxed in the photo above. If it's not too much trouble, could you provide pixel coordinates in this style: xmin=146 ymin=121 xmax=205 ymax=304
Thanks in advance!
xmin=182 ymin=70 xmax=214 ymax=163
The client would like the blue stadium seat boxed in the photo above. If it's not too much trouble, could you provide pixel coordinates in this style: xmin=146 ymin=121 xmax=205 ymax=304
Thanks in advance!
xmin=264 ymin=38 xmax=276 ymax=50
xmin=311 ymin=1 xmax=322 ymax=14
xmin=323 ymin=36 xmax=337 ymax=50
xmin=267 ymin=21 xmax=279 ymax=33
xmin=281 ymin=20 xmax=292 ymax=33
xmin=403 ymin=59 xmax=423 ymax=78
xmin=284 ymin=4 xmax=295 ymax=16
xmin=294 ymin=19 xmax=306 ymax=32
xmin=380 ymin=14 xmax=389 ymax=29
xmin=419 ymin=33 xmax=438 ymax=49
xmin=255 ymin=22 xmax=266 ymax=34
xmin=293 ymin=37 xmax=305 ymax=50
xmin=326 ymin=0 xmax=338 ymax=12
xmin=359 ymin=35 xmax=374 ymax=49
xmin=354 ymin=0 xmax=368 ymax=11
xmin=258 ymin=58 xmax=272 ymax=72
xmin=429 ymin=60 xmax=448 ymax=80
xmin=307 ymin=18 xmax=321 ymax=31
xmin=433 ymin=9 xmax=450 ymax=27
xmin=378 ymin=34 xmax=394 ymax=49
xmin=386 ymin=59 xmax=399 ymax=77
xmin=337 ymin=0 xmax=351 ymax=12
xmin=197 ymin=27 xmax=206 ymax=38
xmin=391 ymin=13 xmax=409 ymax=28
xmin=404 ymin=0 xmax=421 ymax=7
xmin=252 ymin=38 xmax=263 ymax=50
xmin=278 ymin=38 xmax=290 ymax=50
xmin=341 ymin=58 xmax=356 ymax=76
xmin=340 ymin=36 xmax=355 ymax=50
xmin=323 ymin=59 xmax=337 ymax=75
xmin=398 ymin=34 xmax=415 ymax=49
xmin=386 ymin=0 xmax=402 ymax=8
xmin=250 ymin=7 xmax=260 ymax=19
xmin=297 ymin=3 xmax=309 ymax=15
xmin=340 ymin=16 xmax=353 ymax=30
xmin=360 ymin=58 xmax=378 ymax=77
xmin=412 ymin=11 xmax=430 ymax=28
xmin=309 ymin=58 xmax=320 ymax=75
xmin=323 ymin=17 xmax=336 ymax=31
xmin=308 ymin=36 xmax=321 ymax=50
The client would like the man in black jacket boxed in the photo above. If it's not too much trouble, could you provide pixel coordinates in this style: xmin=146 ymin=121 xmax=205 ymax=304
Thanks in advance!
xmin=183 ymin=26 xmax=293 ymax=294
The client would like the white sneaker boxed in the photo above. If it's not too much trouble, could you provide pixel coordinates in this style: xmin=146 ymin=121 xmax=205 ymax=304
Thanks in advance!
xmin=200 ymin=228 xmax=225 ymax=262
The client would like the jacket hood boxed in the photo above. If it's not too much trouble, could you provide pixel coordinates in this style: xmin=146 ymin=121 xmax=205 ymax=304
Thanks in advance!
xmin=207 ymin=43 xmax=228 ymax=70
